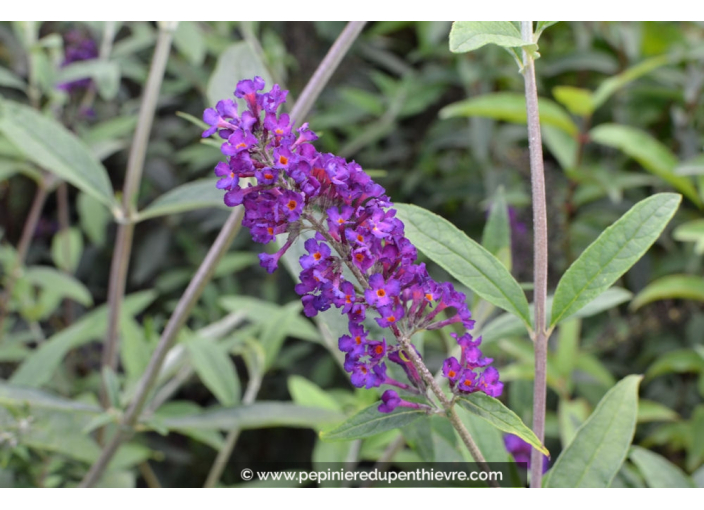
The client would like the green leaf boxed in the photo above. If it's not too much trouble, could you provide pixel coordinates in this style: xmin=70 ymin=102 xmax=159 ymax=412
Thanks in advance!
xmin=50 ymin=227 xmax=84 ymax=274
xmin=544 ymin=375 xmax=641 ymax=488
xmin=592 ymin=55 xmax=669 ymax=109
xmin=136 ymin=178 xmax=230 ymax=221
xmin=55 ymin=60 xmax=121 ymax=100
xmin=552 ymin=85 xmax=595 ymax=116
xmin=22 ymin=266 xmax=93 ymax=307
xmin=0 ymin=66 xmax=26 ymax=91
xmin=186 ymin=336 xmax=241 ymax=407
xmin=320 ymin=403 xmax=426 ymax=442
xmin=550 ymin=193 xmax=681 ymax=327
xmin=673 ymin=219 xmax=704 ymax=254
xmin=77 ymin=192 xmax=111 ymax=246
xmin=207 ymin=41 xmax=272 ymax=108
xmin=590 ymin=124 xmax=700 ymax=206
xmin=173 ymin=21 xmax=206 ymax=66
xmin=395 ymin=203 xmax=531 ymax=327
xmin=631 ymin=275 xmax=704 ymax=310
xmin=159 ymin=402 xmax=343 ymax=431
xmin=0 ymin=100 xmax=116 ymax=209
xmin=401 ymin=418 xmax=434 ymax=462
xmin=449 ymin=21 xmax=533 ymax=53
xmin=287 ymin=376 xmax=341 ymax=412
xmin=645 ymin=349 xmax=704 ymax=380
xmin=637 ymin=399 xmax=679 ymax=423
xmin=457 ymin=392 xmax=549 ymax=456
xmin=629 ymin=445 xmax=695 ymax=488
xmin=10 ymin=291 xmax=156 ymax=387
xmin=440 ymin=92 xmax=578 ymax=136
xmin=481 ymin=187 xmax=511 ymax=271
xmin=0 ymin=382 xmax=100 ymax=414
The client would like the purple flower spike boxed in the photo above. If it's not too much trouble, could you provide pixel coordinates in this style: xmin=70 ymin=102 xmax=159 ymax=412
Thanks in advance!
xmin=206 ymin=77 xmax=502 ymax=408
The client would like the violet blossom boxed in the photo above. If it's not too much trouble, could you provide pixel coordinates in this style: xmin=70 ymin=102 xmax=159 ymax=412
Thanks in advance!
xmin=205 ymin=77 xmax=503 ymax=411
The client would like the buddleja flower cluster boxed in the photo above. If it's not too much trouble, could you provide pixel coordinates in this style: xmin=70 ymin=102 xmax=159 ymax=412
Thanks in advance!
xmin=204 ymin=77 xmax=503 ymax=412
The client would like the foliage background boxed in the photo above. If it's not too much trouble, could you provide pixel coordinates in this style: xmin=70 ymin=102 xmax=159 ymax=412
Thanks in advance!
xmin=0 ymin=21 xmax=703 ymax=488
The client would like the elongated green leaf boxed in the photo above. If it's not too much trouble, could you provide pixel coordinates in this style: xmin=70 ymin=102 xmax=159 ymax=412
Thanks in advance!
xmin=287 ymin=376 xmax=341 ymax=412
xmin=320 ymin=403 xmax=426 ymax=442
xmin=482 ymin=188 xmax=511 ymax=271
xmin=449 ymin=21 xmax=533 ymax=53
xmin=207 ymin=41 xmax=272 ymax=108
xmin=137 ymin=178 xmax=230 ymax=221
xmin=22 ymin=266 xmax=92 ymax=306
xmin=645 ymin=349 xmax=704 ymax=380
xmin=0 ymin=382 xmax=100 ymax=413
xmin=440 ymin=93 xmax=578 ymax=136
xmin=10 ymin=291 xmax=156 ymax=387
xmin=0 ymin=100 xmax=116 ymax=208
xmin=590 ymin=125 xmax=700 ymax=206
xmin=395 ymin=203 xmax=531 ymax=327
xmin=457 ymin=392 xmax=549 ymax=456
xmin=592 ymin=55 xmax=669 ymax=109
xmin=544 ymin=375 xmax=641 ymax=488
xmin=159 ymin=402 xmax=343 ymax=431
xmin=550 ymin=193 xmax=681 ymax=327
xmin=187 ymin=336 xmax=241 ymax=407
xmin=637 ymin=399 xmax=679 ymax=423
xmin=629 ymin=445 xmax=695 ymax=488
xmin=260 ymin=302 xmax=298 ymax=369
xmin=631 ymin=275 xmax=704 ymax=310
xmin=457 ymin=407 xmax=511 ymax=463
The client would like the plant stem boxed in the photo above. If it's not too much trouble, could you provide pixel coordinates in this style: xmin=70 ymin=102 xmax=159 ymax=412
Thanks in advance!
xmin=101 ymin=23 xmax=176 ymax=403
xmin=289 ymin=21 xmax=366 ymax=124
xmin=203 ymin=371 xmax=262 ymax=488
xmin=521 ymin=21 xmax=549 ymax=489
xmin=81 ymin=20 xmax=366 ymax=487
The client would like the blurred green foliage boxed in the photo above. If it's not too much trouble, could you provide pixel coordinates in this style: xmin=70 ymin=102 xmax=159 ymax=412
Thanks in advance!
xmin=0 ymin=21 xmax=703 ymax=488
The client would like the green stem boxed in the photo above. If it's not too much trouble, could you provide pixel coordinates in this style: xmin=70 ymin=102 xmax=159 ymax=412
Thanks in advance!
xmin=101 ymin=23 xmax=177 ymax=402
xmin=521 ymin=21 xmax=550 ymax=489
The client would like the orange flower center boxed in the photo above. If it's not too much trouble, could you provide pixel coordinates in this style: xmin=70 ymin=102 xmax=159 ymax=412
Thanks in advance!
xmin=376 ymin=289 xmax=386 ymax=298
xmin=264 ymin=173 xmax=274 ymax=180
xmin=287 ymin=200 xmax=297 ymax=210
xmin=448 ymin=370 xmax=456 ymax=378
xmin=279 ymin=155 xmax=288 ymax=165
xmin=236 ymin=143 xmax=247 ymax=149
xmin=313 ymin=252 xmax=322 ymax=261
